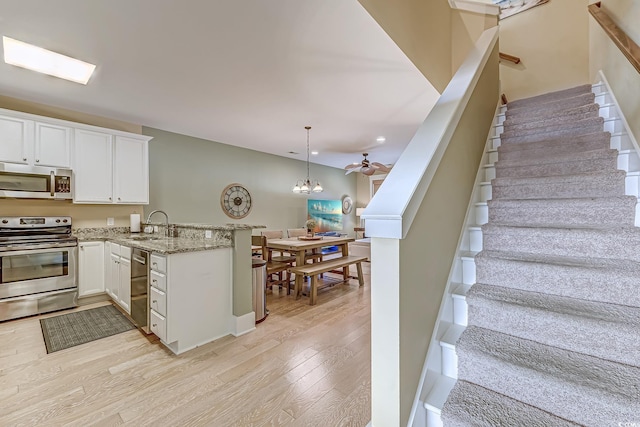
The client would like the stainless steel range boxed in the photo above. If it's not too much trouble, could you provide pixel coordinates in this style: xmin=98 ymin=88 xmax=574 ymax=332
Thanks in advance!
xmin=0 ymin=216 xmax=78 ymax=321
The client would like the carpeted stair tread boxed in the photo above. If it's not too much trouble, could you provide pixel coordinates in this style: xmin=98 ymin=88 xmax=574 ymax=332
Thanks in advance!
xmin=505 ymin=92 xmax=596 ymax=119
xmin=500 ymin=117 xmax=605 ymax=144
xmin=502 ymin=103 xmax=600 ymax=127
xmin=442 ymin=380 xmax=581 ymax=427
xmin=486 ymin=196 xmax=637 ymax=227
xmin=491 ymin=170 xmax=625 ymax=200
xmin=502 ymin=109 xmax=600 ymax=134
xmin=482 ymin=224 xmax=640 ymax=262
xmin=506 ymin=84 xmax=592 ymax=109
xmin=496 ymin=146 xmax=615 ymax=168
xmin=496 ymin=131 xmax=611 ymax=155
xmin=494 ymin=150 xmax=618 ymax=178
xmin=440 ymin=84 xmax=637 ymax=426
xmin=475 ymin=250 xmax=640 ymax=306
xmin=457 ymin=326 xmax=640 ymax=426
xmin=466 ymin=285 xmax=640 ymax=366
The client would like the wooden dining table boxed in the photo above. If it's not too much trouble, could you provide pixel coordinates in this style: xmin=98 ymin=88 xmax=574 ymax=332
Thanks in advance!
xmin=265 ymin=235 xmax=355 ymax=276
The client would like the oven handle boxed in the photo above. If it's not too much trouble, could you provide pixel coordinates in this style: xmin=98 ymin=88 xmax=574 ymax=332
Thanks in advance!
xmin=50 ymin=171 xmax=55 ymax=197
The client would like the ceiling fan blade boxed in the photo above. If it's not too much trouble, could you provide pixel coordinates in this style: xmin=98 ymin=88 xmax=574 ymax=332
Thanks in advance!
xmin=345 ymin=164 xmax=361 ymax=170
xmin=371 ymin=162 xmax=392 ymax=172
xmin=362 ymin=167 xmax=376 ymax=176
xmin=345 ymin=167 xmax=360 ymax=175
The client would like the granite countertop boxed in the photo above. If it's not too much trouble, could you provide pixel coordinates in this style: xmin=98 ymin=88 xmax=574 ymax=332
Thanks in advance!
xmin=76 ymin=232 xmax=232 ymax=254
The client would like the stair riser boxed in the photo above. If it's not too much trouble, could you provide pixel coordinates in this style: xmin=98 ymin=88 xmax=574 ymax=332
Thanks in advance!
xmin=483 ymin=226 xmax=640 ymax=262
xmin=507 ymin=84 xmax=592 ymax=109
xmin=495 ymin=156 xmax=617 ymax=178
xmin=467 ymin=295 xmax=640 ymax=364
xmin=501 ymin=118 xmax=604 ymax=140
xmin=492 ymin=179 xmax=625 ymax=200
xmin=487 ymin=203 xmax=636 ymax=227
xmin=506 ymin=93 xmax=596 ymax=119
xmin=475 ymin=253 xmax=640 ymax=307
xmin=497 ymin=132 xmax=610 ymax=154
xmin=503 ymin=104 xmax=599 ymax=127
xmin=503 ymin=111 xmax=600 ymax=135
xmin=500 ymin=123 xmax=604 ymax=145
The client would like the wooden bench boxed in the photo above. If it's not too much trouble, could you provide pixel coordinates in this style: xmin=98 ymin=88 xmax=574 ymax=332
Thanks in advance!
xmin=289 ymin=255 xmax=367 ymax=305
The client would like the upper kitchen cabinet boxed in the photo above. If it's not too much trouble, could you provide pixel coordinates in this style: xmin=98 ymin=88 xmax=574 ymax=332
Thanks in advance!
xmin=73 ymin=130 xmax=151 ymax=204
xmin=73 ymin=129 xmax=114 ymax=203
xmin=0 ymin=113 xmax=71 ymax=168
xmin=114 ymin=136 xmax=149 ymax=204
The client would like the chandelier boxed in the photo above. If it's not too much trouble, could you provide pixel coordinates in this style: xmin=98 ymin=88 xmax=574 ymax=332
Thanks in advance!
xmin=292 ymin=126 xmax=323 ymax=194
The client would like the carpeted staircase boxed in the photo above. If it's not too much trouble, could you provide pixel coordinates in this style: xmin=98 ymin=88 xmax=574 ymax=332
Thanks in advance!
xmin=440 ymin=84 xmax=640 ymax=426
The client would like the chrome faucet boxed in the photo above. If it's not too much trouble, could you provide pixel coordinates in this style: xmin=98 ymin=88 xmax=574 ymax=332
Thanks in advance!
xmin=146 ymin=210 xmax=169 ymax=235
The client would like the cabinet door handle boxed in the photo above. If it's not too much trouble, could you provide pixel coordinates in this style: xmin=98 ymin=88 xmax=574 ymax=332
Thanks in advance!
xmin=152 ymin=279 xmax=157 ymax=283
xmin=23 ymin=157 xmax=27 ymax=161
xmin=152 ymin=323 xmax=157 ymax=327
xmin=109 ymin=197 xmax=112 ymax=201
xmin=152 ymin=300 xmax=157 ymax=303
xmin=35 ymin=159 xmax=40 ymax=163
xmin=118 ymin=197 xmax=121 ymax=201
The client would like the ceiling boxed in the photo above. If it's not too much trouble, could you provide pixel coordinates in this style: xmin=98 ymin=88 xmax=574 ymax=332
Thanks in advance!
xmin=0 ymin=0 xmax=440 ymax=170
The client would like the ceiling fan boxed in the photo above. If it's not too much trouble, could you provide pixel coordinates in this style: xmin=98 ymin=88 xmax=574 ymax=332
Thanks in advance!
xmin=344 ymin=153 xmax=392 ymax=176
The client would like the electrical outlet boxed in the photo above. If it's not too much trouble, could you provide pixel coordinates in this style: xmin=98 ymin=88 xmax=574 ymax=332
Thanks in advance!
xmin=107 ymin=217 xmax=115 ymax=226
xmin=205 ymin=230 xmax=212 ymax=239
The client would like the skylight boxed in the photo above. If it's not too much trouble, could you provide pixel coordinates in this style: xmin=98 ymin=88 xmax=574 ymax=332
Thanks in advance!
xmin=3 ymin=36 xmax=96 ymax=85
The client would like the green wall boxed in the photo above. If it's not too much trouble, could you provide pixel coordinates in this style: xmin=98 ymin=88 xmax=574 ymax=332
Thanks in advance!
xmin=142 ymin=127 xmax=358 ymax=232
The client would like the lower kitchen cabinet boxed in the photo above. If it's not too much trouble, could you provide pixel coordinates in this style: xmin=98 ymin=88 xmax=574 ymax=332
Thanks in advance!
xmin=149 ymin=248 xmax=232 ymax=355
xmin=78 ymin=241 xmax=105 ymax=297
xmin=108 ymin=243 xmax=131 ymax=313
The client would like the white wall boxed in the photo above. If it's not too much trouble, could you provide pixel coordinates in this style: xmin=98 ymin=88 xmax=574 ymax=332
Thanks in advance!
xmin=143 ymin=127 xmax=358 ymax=233
xmin=590 ymin=0 xmax=640 ymax=143
xmin=499 ymin=0 xmax=590 ymax=101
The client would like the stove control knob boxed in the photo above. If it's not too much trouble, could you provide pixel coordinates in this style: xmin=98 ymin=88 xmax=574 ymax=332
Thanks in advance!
xmin=1 ymin=219 xmax=7 ymax=224
xmin=63 ymin=219 xmax=68 ymax=223
xmin=56 ymin=219 xmax=61 ymax=223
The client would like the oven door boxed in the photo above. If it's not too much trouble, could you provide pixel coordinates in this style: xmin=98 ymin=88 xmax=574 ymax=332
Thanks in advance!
xmin=0 ymin=246 xmax=77 ymax=299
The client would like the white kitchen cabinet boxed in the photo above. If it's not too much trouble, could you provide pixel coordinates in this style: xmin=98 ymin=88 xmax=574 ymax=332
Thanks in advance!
xmin=0 ymin=114 xmax=33 ymax=165
xmin=34 ymin=122 xmax=72 ymax=168
xmin=73 ymin=129 xmax=113 ymax=203
xmin=73 ymin=131 xmax=150 ymax=204
xmin=108 ymin=243 xmax=131 ymax=313
xmin=149 ymin=249 xmax=232 ymax=355
xmin=0 ymin=114 xmax=72 ymax=167
xmin=78 ymin=241 xmax=105 ymax=297
xmin=114 ymin=136 xmax=149 ymax=204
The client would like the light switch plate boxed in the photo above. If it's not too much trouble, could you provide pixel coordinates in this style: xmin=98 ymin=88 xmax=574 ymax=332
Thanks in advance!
xmin=205 ymin=230 xmax=212 ymax=238
xmin=107 ymin=217 xmax=115 ymax=226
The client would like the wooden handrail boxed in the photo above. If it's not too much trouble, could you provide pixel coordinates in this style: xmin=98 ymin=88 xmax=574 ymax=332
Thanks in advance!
xmin=589 ymin=2 xmax=640 ymax=74
xmin=499 ymin=52 xmax=521 ymax=64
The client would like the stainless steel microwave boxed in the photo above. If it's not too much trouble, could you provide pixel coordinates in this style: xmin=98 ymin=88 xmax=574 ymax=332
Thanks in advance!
xmin=0 ymin=163 xmax=72 ymax=200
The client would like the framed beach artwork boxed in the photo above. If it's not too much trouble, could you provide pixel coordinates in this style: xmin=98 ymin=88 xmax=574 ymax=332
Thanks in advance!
xmin=495 ymin=0 xmax=549 ymax=20
xmin=307 ymin=199 xmax=343 ymax=232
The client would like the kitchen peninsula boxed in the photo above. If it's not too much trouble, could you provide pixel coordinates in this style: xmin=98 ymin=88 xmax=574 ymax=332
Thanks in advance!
xmin=75 ymin=222 xmax=265 ymax=354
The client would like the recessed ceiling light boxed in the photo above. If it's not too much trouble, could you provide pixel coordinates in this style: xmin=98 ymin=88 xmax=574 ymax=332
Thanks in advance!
xmin=3 ymin=36 xmax=96 ymax=85
xmin=376 ymin=136 xmax=386 ymax=143
xmin=311 ymin=151 xmax=318 ymax=155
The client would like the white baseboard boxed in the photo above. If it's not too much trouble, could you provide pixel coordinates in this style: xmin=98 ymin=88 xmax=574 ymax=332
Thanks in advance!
xmin=231 ymin=312 xmax=256 ymax=337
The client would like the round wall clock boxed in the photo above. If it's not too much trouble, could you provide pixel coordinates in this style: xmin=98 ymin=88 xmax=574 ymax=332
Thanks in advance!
xmin=221 ymin=183 xmax=252 ymax=219
xmin=342 ymin=196 xmax=353 ymax=214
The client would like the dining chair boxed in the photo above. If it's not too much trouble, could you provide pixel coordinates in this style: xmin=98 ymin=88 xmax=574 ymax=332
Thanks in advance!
xmin=251 ymin=235 xmax=292 ymax=294
xmin=260 ymin=230 xmax=297 ymax=264
xmin=286 ymin=228 xmax=323 ymax=264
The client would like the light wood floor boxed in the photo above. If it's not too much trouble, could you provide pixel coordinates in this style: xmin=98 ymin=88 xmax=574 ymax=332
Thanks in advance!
xmin=0 ymin=272 xmax=371 ymax=426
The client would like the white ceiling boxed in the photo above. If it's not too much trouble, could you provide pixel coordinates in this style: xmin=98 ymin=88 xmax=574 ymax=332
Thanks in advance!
xmin=0 ymin=0 xmax=439 ymax=170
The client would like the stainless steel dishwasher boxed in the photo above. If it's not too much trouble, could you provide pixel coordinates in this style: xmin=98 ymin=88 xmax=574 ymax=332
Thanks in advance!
xmin=131 ymin=248 xmax=150 ymax=333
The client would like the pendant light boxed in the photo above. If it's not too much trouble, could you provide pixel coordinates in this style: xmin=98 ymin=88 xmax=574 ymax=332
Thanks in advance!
xmin=292 ymin=126 xmax=323 ymax=194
